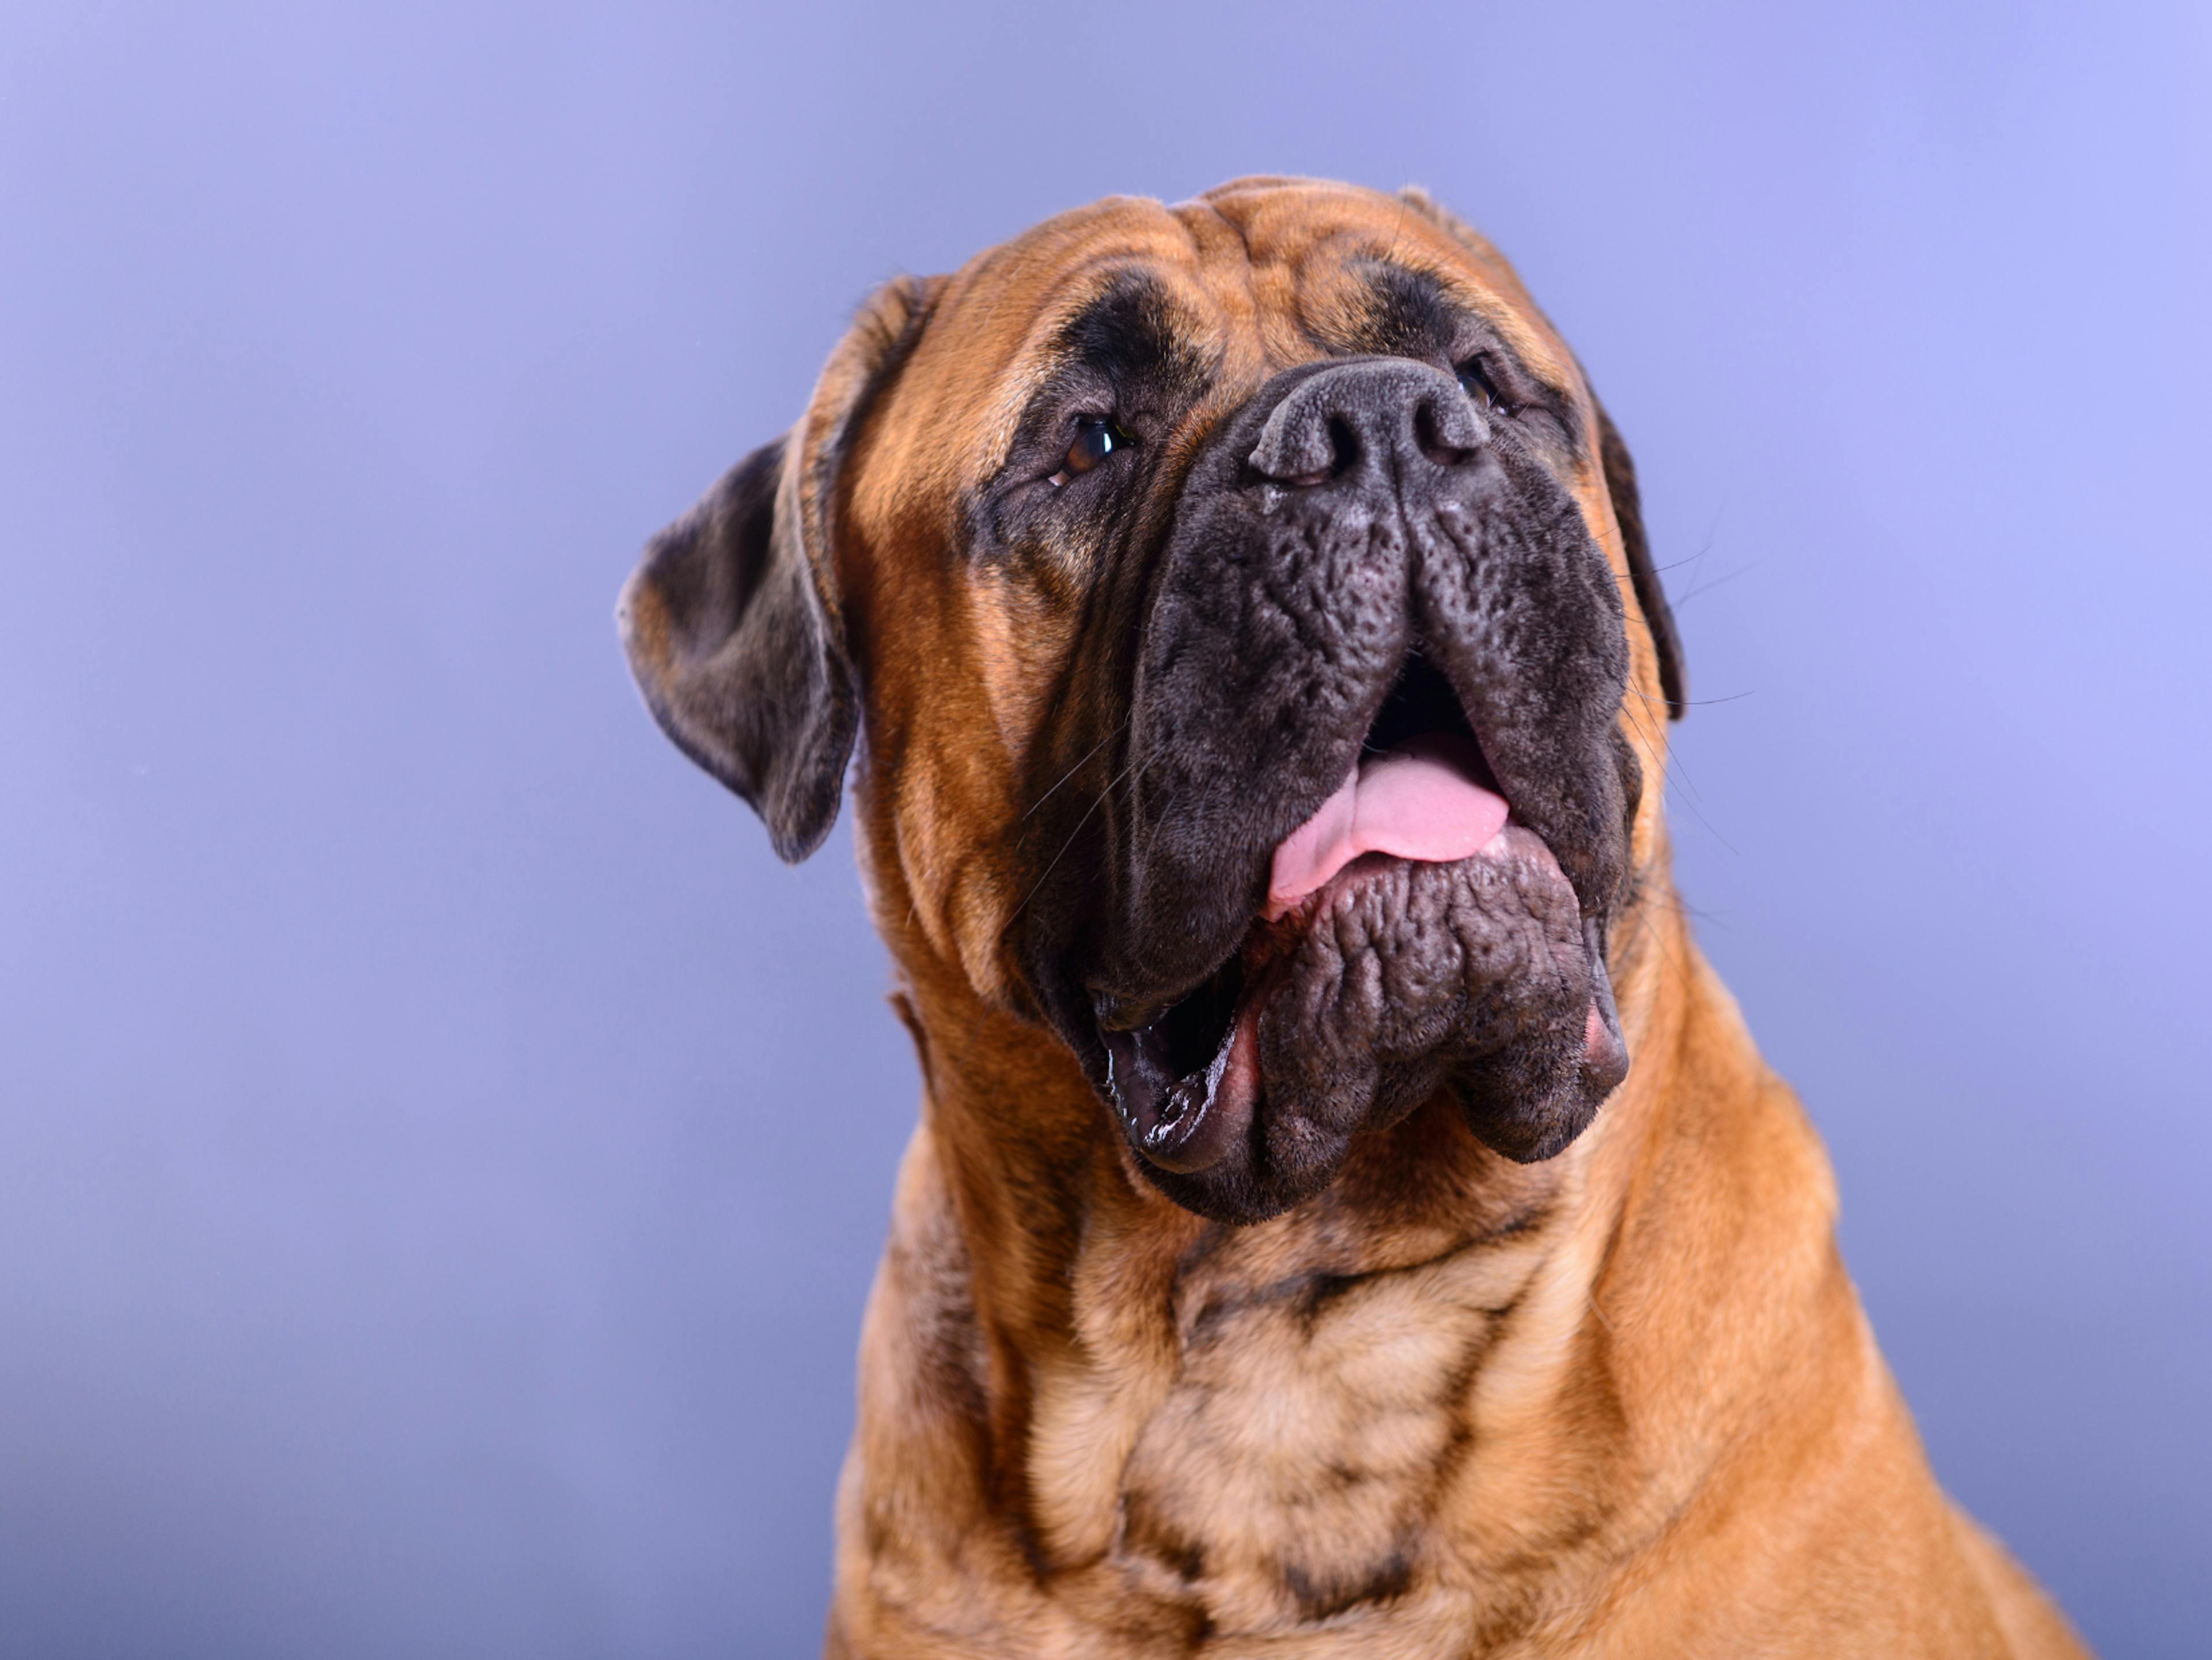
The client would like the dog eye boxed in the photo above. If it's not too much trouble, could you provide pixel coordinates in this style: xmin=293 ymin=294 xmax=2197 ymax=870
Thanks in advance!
xmin=1050 ymin=416 xmax=1128 ymax=486
xmin=1455 ymin=361 xmax=1501 ymax=410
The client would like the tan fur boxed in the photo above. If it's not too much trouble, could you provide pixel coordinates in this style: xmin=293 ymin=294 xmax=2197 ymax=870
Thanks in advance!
xmin=796 ymin=179 xmax=2086 ymax=1657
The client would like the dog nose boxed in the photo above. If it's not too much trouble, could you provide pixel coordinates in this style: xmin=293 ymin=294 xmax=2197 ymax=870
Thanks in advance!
xmin=1247 ymin=358 xmax=1489 ymax=486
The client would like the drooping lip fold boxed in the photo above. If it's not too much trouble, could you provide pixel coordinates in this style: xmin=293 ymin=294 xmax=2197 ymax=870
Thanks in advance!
xmin=1092 ymin=648 xmax=1539 ymax=1176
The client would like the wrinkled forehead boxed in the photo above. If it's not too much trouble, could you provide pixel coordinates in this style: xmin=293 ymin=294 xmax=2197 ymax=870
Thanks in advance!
xmin=873 ymin=183 xmax=1584 ymax=498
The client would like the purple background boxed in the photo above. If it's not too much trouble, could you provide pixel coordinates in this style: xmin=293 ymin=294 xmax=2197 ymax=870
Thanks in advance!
xmin=3 ymin=3 xmax=2206 ymax=1655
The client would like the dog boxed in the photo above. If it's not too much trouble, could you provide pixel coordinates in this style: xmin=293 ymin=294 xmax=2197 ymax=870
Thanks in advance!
xmin=619 ymin=177 xmax=2087 ymax=1657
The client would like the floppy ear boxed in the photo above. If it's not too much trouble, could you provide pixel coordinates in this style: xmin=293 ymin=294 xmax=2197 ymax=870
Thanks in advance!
xmin=1592 ymin=403 xmax=1687 ymax=720
xmin=617 ymin=275 xmax=937 ymax=861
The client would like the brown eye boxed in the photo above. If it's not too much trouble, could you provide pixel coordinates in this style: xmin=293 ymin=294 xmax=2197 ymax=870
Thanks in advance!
xmin=1050 ymin=416 xmax=1126 ymax=486
xmin=1455 ymin=361 xmax=1499 ymax=410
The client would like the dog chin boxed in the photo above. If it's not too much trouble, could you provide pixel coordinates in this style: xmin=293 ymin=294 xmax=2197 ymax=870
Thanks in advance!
xmin=1097 ymin=829 xmax=1628 ymax=1226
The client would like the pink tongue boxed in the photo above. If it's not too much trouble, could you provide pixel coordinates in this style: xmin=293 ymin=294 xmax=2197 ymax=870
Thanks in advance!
xmin=1267 ymin=732 xmax=1509 ymax=919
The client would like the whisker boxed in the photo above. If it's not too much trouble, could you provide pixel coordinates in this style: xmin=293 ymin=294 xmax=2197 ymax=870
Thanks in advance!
xmin=1007 ymin=734 xmax=1154 ymax=929
xmin=1676 ymin=558 xmax=1764 ymax=610
xmin=1020 ymin=727 xmax=1116 ymax=823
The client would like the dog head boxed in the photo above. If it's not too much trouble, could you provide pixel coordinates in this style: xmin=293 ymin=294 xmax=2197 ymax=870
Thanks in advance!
xmin=620 ymin=178 xmax=1684 ymax=1224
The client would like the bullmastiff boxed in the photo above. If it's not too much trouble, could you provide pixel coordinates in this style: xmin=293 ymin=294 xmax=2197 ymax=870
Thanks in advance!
xmin=619 ymin=177 xmax=2087 ymax=1657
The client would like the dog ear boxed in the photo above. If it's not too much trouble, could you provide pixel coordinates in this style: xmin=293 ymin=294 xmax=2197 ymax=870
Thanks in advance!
xmin=618 ymin=275 xmax=937 ymax=861
xmin=1592 ymin=403 xmax=1686 ymax=719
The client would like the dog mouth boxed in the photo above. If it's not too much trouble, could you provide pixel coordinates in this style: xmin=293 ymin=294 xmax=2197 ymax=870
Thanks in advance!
xmin=1096 ymin=651 xmax=1521 ymax=1175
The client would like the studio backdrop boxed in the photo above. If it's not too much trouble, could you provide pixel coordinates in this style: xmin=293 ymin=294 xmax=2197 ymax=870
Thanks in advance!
xmin=1 ymin=3 xmax=2206 ymax=1657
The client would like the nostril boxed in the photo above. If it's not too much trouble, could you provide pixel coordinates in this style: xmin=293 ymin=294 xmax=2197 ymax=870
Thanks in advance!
xmin=1412 ymin=398 xmax=1442 ymax=455
xmin=1326 ymin=415 xmax=1359 ymax=478
xmin=1414 ymin=395 xmax=1480 ymax=463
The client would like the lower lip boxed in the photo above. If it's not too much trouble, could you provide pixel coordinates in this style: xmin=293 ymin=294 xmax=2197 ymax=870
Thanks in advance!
xmin=1113 ymin=992 xmax=1261 ymax=1175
